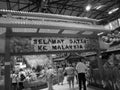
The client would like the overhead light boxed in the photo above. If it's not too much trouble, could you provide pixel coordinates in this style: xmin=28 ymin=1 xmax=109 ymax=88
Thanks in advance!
xmin=97 ymin=32 xmax=104 ymax=36
xmin=51 ymin=54 xmax=56 ymax=57
xmin=95 ymin=5 xmax=103 ymax=10
xmin=108 ymin=8 xmax=119 ymax=14
xmin=85 ymin=4 xmax=92 ymax=11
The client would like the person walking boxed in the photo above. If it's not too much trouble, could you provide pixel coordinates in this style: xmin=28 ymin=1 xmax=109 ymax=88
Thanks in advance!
xmin=11 ymin=71 xmax=18 ymax=90
xmin=72 ymin=63 xmax=78 ymax=84
xmin=46 ymin=66 xmax=56 ymax=90
xmin=57 ymin=66 xmax=64 ymax=85
xmin=76 ymin=58 xmax=88 ymax=90
xmin=65 ymin=63 xmax=75 ymax=90
xmin=18 ymin=69 xmax=26 ymax=90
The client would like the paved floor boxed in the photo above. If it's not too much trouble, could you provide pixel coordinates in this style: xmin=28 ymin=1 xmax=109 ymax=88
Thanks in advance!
xmin=41 ymin=77 xmax=103 ymax=90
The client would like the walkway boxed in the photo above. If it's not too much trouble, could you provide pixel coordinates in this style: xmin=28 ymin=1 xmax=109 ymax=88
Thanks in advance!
xmin=41 ymin=77 xmax=103 ymax=90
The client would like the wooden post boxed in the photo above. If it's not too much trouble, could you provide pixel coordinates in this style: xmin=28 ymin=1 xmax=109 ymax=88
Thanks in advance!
xmin=4 ymin=27 xmax=12 ymax=90
xmin=0 ymin=61 xmax=2 ymax=78
xmin=96 ymin=36 xmax=103 ymax=83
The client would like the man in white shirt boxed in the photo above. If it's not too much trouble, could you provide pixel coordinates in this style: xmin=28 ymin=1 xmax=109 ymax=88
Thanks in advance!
xmin=76 ymin=58 xmax=87 ymax=90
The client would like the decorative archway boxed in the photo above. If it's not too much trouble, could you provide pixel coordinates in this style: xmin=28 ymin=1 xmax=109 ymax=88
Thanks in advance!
xmin=0 ymin=9 xmax=111 ymax=90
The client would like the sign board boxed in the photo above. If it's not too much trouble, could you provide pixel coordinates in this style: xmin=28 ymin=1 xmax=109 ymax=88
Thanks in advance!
xmin=10 ymin=37 xmax=98 ymax=53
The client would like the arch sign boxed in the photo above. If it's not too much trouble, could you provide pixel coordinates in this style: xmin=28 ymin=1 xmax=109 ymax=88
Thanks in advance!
xmin=10 ymin=37 xmax=97 ymax=53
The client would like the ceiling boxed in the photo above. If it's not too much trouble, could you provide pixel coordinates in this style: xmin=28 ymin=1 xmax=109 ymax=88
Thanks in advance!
xmin=0 ymin=0 xmax=119 ymax=38
xmin=0 ymin=0 xmax=119 ymax=25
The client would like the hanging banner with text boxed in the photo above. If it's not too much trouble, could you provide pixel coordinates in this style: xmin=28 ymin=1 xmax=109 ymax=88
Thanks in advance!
xmin=10 ymin=37 xmax=98 ymax=53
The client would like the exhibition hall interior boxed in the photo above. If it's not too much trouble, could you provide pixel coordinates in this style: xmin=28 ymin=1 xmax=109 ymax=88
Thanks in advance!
xmin=0 ymin=0 xmax=120 ymax=90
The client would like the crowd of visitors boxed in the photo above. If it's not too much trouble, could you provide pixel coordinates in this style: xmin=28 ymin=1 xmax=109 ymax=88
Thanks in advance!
xmin=11 ymin=68 xmax=37 ymax=90
xmin=10 ymin=57 xmax=89 ymax=90
xmin=55 ymin=58 xmax=89 ymax=90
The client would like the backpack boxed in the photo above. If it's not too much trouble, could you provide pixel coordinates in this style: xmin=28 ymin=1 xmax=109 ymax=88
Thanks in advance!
xmin=20 ymin=74 xmax=26 ymax=81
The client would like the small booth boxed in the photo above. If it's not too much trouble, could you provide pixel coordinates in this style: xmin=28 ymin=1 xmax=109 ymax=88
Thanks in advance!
xmin=0 ymin=9 xmax=111 ymax=90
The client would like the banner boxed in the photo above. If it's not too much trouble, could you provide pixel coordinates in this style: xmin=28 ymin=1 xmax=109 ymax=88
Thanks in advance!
xmin=10 ymin=37 xmax=98 ymax=53
xmin=105 ymin=18 xmax=120 ymax=30
xmin=99 ymin=35 xmax=120 ymax=51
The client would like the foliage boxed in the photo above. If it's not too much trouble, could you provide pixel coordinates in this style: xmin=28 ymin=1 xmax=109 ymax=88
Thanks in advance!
xmin=36 ymin=65 xmax=42 ymax=72
xmin=23 ymin=55 xmax=52 ymax=68
xmin=89 ymin=54 xmax=120 ymax=90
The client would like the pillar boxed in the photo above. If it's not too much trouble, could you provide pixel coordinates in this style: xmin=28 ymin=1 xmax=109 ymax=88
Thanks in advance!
xmin=4 ymin=27 xmax=12 ymax=90
xmin=96 ymin=37 xmax=103 ymax=83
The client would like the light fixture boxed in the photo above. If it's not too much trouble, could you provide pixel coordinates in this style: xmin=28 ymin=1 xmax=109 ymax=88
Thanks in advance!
xmin=85 ymin=4 xmax=92 ymax=11
xmin=97 ymin=32 xmax=104 ymax=36
xmin=108 ymin=8 xmax=119 ymax=14
xmin=95 ymin=5 xmax=104 ymax=10
xmin=51 ymin=54 xmax=56 ymax=57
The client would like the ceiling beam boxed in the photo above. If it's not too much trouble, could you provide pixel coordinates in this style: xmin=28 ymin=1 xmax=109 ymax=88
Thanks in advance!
xmin=67 ymin=1 xmax=75 ymax=16
xmin=6 ymin=0 xmax=11 ymax=10
xmin=9 ymin=32 xmax=97 ymax=39
xmin=28 ymin=6 xmax=38 ymax=12
xmin=62 ymin=8 xmax=67 ymax=15
xmin=80 ymin=0 xmax=116 ymax=18
xmin=49 ymin=0 xmax=64 ymax=4
xmin=11 ymin=3 xmax=18 ymax=9
xmin=38 ymin=0 xmax=45 ymax=12
xmin=47 ymin=8 xmax=54 ymax=13
xmin=101 ymin=10 xmax=120 ymax=23
xmin=17 ymin=0 xmax=20 ymax=10
xmin=0 ymin=0 xmax=29 ymax=4
xmin=18 ymin=2 xmax=36 ymax=11
xmin=45 ymin=0 xmax=52 ymax=13
xmin=59 ymin=0 xmax=70 ymax=14
xmin=92 ymin=3 xmax=117 ymax=19
xmin=48 ymin=5 xmax=81 ymax=13
xmin=49 ymin=2 xmax=83 ymax=9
